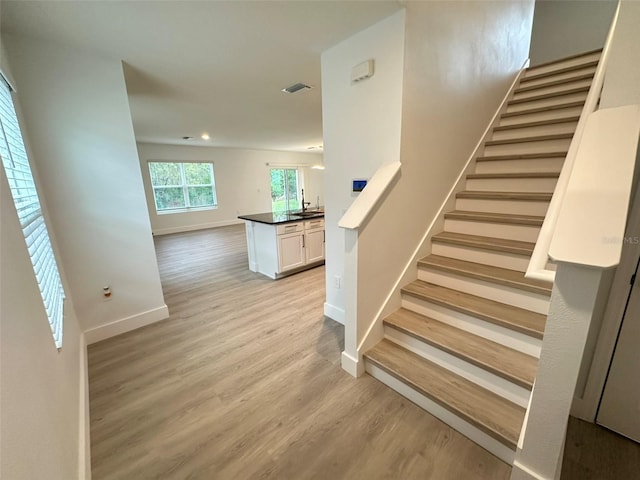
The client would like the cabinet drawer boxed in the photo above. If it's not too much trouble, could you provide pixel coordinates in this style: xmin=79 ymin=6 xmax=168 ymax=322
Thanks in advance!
xmin=277 ymin=222 xmax=303 ymax=235
xmin=304 ymin=218 xmax=325 ymax=231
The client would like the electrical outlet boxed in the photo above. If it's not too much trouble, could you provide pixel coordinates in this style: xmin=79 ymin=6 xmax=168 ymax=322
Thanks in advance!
xmin=334 ymin=275 xmax=341 ymax=289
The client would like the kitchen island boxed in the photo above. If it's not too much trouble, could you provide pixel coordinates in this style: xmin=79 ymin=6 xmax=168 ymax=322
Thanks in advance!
xmin=238 ymin=210 xmax=325 ymax=279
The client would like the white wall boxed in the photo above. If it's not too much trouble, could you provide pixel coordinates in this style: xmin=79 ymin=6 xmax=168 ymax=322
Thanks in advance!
xmin=137 ymin=143 xmax=324 ymax=235
xmin=529 ymin=0 xmax=617 ymax=66
xmin=600 ymin=0 xmax=640 ymax=109
xmin=1 ymin=170 xmax=84 ymax=479
xmin=321 ymin=10 xmax=406 ymax=324
xmin=3 ymin=34 xmax=167 ymax=342
xmin=0 ymin=34 xmax=87 ymax=480
xmin=322 ymin=2 xmax=534 ymax=326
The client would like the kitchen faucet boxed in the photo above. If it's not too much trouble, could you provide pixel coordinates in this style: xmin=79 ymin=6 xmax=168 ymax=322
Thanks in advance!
xmin=301 ymin=188 xmax=311 ymax=212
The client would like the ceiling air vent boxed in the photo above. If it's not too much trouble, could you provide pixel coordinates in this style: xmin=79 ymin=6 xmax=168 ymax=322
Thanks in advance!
xmin=282 ymin=83 xmax=312 ymax=94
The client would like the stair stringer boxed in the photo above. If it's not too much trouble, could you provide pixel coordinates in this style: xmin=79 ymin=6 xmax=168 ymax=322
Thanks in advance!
xmin=352 ymin=62 xmax=529 ymax=369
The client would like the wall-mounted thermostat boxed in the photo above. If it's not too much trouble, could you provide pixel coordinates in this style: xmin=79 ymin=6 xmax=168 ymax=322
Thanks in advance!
xmin=352 ymin=179 xmax=367 ymax=193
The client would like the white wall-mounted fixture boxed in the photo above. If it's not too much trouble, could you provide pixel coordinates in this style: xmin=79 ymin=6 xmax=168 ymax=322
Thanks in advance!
xmin=351 ymin=59 xmax=374 ymax=83
xmin=311 ymin=164 xmax=325 ymax=170
xmin=282 ymin=83 xmax=312 ymax=94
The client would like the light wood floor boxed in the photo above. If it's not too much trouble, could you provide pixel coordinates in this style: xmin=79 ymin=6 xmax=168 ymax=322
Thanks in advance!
xmin=88 ymin=224 xmax=640 ymax=479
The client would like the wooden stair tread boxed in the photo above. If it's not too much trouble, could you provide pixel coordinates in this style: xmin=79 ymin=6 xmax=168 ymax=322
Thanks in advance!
xmin=445 ymin=210 xmax=544 ymax=226
xmin=476 ymin=151 xmax=567 ymax=162
xmin=526 ymin=48 xmax=602 ymax=71
xmin=508 ymin=86 xmax=590 ymax=105
xmin=514 ymin=74 xmax=594 ymax=94
xmin=521 ymin=60 xmax=599 ymax=83
xmin=493 ymin=116 xmax=580 ymax=131
xmin=418 ymin=254 xmax=552 ymax=295
xmin=501 ymin=100 xmax=585 ymax=118
xmin=466 ymin=172 xmax=560 ymax=179
xmin=431 ymin=232 xmax=535 ymax=256
xmin=485 ymin=133 xmax=573 ymax=146
xmin=364 ymin=339 xmax=525 ymax=449
xmin=456 ymin=191 xmax=552 ymax=201
xmin=384 ymin=308 xmax=538 ymax=389
xmin=401 ymin=280 xmax=546 ymax=338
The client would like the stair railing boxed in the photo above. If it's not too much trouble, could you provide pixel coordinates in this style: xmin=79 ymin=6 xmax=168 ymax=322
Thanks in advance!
xmin=525 ymin=1 xmax=621 ymax=283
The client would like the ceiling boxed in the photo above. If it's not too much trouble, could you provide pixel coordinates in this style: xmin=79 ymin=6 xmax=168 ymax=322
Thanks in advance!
xmin=2 ymin=0 xmax=402 ymax=152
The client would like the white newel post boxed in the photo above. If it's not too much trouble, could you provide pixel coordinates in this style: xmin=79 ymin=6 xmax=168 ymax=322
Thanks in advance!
xmin=512 ymin=263 xmax=609 ymax=480
xmin=341 ymin=227 xmax=363 ymax=377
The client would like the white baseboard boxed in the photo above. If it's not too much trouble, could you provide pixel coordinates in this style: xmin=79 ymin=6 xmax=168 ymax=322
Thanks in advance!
xmin=78 ymin=333 xmax=92 ymax=479
xmin=153 ymin=219 xmax=243 ymax=236
xmin=84 ymin=305 xmax=169 ymax=344
xmin=511 ymin=461 xmax=550 ymax=480
xmin=341 ymin=351 xmax=364 ymax=377
xmin=368 ymin=363 xmax=515 ymax=465
xmin=324 ymin=302 xmax=345 ymax=324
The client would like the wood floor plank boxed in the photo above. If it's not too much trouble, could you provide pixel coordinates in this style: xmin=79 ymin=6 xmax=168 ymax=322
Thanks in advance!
xmin=444 ymin=210 xmax=545 ymax=226
xmin=384 ymin=308 xmax=538 ymax=389
xmin=507 ymin=87 xmax=590 ymax=106
xmin=431 ymin=231 xmax=536 ymax=256
xmin=484 ymin=133 xmax=574 ymax=146
xmin=476 ymin=151 xmax=568 ymax=162
xmin=521 ymin=61 xmax=599 ymax=82
xmin=401 ymin=280 xmax=547 ymax=338
xmin=364 ymin=339 xmax=526 ymax=449
xmin=418 ymin=254 xmax=552 ymax=295
xmin=456 ymin=191 xmax=553 ymax=202
xmin=88 ymin=224 xmax=512 ymax=480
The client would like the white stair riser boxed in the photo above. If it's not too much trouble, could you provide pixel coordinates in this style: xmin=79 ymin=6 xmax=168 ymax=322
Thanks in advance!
xmin=499 ymin=106 xmax=583 ymax=126
xmin=483 ymin=138 xmax=572 ymax=156
xmin=523 ymin=53 xmax=601 ymax=78
xmin=444 ymin=218 xmax=541 ymax=242
xmin=401 ymin=296 xmax=542 ymax=357
xmin=384 ymin=328 xmax=531 ymax=407
xmin=519 ymin=67 xmax=596 ymax=89
xmin=365 ymin=362 xmax=517 ymax=464
xmin=512 ymin=79 xmax=593 ymax=101
xmin=475 ymin=158 xmax=564 ymax=174
xmin=417 ymin=268 xmax=550 ymax=315
xmin=490 ymin=122 xmax=577 ymax=141
xmin=431 ymin=242 xmax=530 ymax=272
xmin=505 ymin=92 xmax=587 ymax=114
xmin=465 ymin=177 xmax=558 ymax=193
xmin=455 ymin=197 xmax=550 ymax=216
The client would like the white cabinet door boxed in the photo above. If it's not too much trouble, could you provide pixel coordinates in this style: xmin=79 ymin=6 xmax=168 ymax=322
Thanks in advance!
xmin=277 ymin=231 xmax=305 ymax=272
xmin=305 ymin=229 xmax=325 ymax=264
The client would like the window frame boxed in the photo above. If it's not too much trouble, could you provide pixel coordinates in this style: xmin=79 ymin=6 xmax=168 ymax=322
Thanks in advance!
xmin=148 ymin=161 xmax=218 ymax=214
xmin=0 ymin=73 xmax=66 ymax=350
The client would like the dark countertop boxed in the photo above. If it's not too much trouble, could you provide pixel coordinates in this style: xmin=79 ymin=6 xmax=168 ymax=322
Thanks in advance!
xmin=238 ymin=209 xmax=324 ymax=225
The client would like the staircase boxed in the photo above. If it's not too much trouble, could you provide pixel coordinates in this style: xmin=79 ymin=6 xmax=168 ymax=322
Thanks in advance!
xmin=363 ymin=49 xmax=602 ymax=464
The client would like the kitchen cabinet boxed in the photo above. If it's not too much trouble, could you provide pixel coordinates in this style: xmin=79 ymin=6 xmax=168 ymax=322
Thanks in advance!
xmin=304 ymin=220 xmax=325 ymax=264
xmin=240 ymin=213 xmax=324 ymax=279
xmin=277 ymin=229 xmax=305 ymax=272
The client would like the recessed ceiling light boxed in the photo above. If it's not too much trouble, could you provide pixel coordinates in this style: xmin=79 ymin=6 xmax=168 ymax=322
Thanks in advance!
xmin=201 ymin=133 xmax=210 ymax=140
xmin=282 ymin=83 xmax=312 ymax=94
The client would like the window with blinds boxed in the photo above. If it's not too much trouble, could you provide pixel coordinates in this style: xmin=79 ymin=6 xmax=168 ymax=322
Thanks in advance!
xmin=0 ymin=76 xmax=65 ymax=349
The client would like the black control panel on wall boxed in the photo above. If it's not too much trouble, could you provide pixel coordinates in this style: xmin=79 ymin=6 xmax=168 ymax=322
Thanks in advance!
xmin=352 ymin=179 xmax=367 ymax=193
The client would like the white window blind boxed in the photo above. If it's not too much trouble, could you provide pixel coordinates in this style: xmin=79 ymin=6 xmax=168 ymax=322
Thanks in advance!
xmin=0 ymin=76 xmax=65 ymax=349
